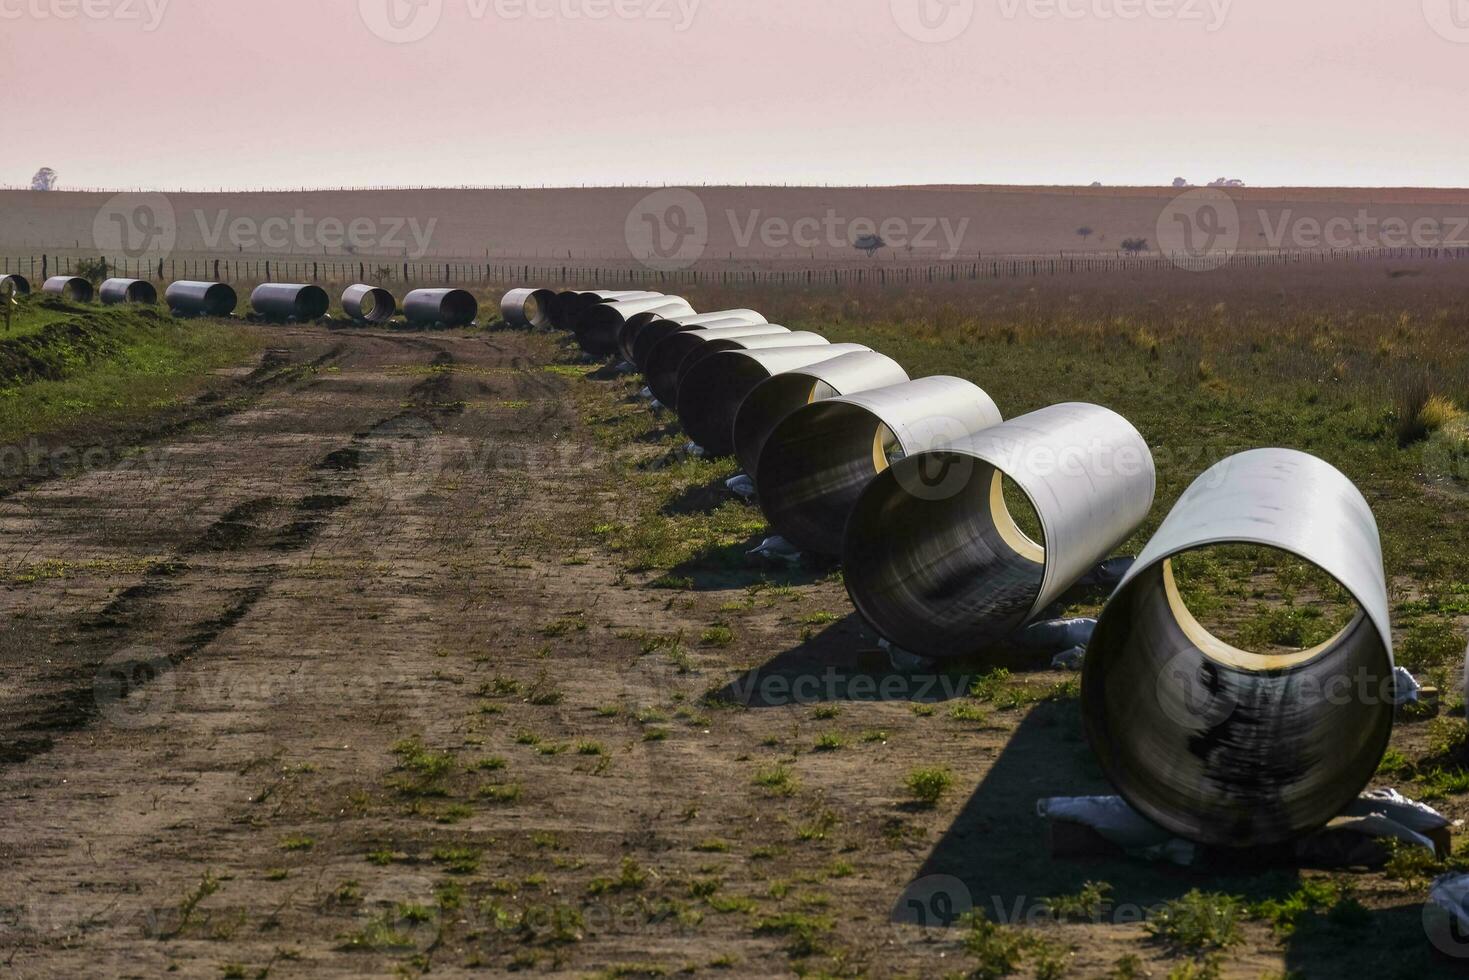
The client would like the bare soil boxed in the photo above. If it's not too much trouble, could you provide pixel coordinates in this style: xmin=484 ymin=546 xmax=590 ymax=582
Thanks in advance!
xmin=0 ymin=326 xmax=1454 ymax=978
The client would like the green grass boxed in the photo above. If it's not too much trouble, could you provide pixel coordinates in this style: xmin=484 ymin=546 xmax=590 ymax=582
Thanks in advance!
xmin=903 ymin=767 xmax=954 ymax=808
xmin=0 ymin=300 xmax=263 ymax=444
xmin=1146 ymin=890 xmax=1244 ymax=954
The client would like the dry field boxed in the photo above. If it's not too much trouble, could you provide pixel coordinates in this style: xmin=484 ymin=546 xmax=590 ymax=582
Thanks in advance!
xmin=0 ymin=257 xmax=1467 ymax=979
xmin=7 ymin=184 xmax=1469 ymax=265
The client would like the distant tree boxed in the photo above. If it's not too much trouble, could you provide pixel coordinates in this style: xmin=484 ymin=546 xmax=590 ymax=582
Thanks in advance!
xmin=854 ymin=234 xmax=886 ymax=258
xmin=1121 ymin=237 xmax=1149 ymax=254
xmin=1172 ymin=177 xmax=1189 ymax=188
xmin=1090 ymin=181 xmax=1103 ymax=187
xmin=1208 ymin=177 xmax=1245 ymax=187
xmin=74 ymin=257 xmax=108 ymax=283
xmin=30 ymin=167 xmax=58 ymax=191
xmin=1076 ymin=226 xmax=1094 ymax=242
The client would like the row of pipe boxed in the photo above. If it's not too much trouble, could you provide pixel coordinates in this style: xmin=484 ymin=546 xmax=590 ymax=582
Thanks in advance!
xmin=505 ymin=283 xmax=1398 ymax=850
xmin=10 ymin=275 xmax=479 ymax=327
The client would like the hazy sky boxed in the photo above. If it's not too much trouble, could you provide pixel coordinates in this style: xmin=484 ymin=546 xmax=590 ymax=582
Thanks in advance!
xmin=3 ymin=0 xmax=1466 ymax=190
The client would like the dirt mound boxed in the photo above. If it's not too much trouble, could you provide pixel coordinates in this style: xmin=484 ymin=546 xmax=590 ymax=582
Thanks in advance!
xmin=0 ymin=308 xmax=165 ymax=388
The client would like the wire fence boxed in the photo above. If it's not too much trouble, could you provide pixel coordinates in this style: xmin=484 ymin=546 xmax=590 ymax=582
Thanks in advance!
xmin=4 ymin=246 xmax=1468 ymax=291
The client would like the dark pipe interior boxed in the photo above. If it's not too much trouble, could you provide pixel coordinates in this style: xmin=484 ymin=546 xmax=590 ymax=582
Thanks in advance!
xmin=844 ymin=457 xmax=1046 ymax=657
xmin=203 ymin=284 xmax=238 ymax=316
xmin=1082 ymin=553 xmax=1392 ymax=847
xmin=577 ymin=304 xmax=626 ymax=357
xmin=645 ymin=334 xmax=713 ymax=404
xmin=677 ymin=356 xmax=772 ymax=456
xmin=632 ymin=321 xmax=689 ymax=368
xmin=757 ymin=401 xmax=894 ymax=556
xmin=734 ymin=373 xmax=816 ymax=478
xmin=439 ymin=290 xmax=478 ymax=327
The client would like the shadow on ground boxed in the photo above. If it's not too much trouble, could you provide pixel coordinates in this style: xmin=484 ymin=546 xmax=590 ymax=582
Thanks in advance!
xmin=893 ymin=703 xmax=1454 ymax=978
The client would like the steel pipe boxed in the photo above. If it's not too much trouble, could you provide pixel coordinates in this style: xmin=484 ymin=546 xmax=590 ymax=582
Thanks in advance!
xmin=734 ymin=351 xmax=910 ymax=479
xmin=251 ymin=283 xmax=330 ymax=321
xmin=0 ymin=274 xmax=31 ymax=295
xmin=674 ymin=332 xmax=835 ymax=397
xmin=577 ymin=296 xmax=693 ymax=358
xmin=500 ymin=287 xmax=557 ymax=329
xmin=403 ymin=288 xmax=478 ymax=328
xmin=844 ymin=403 xmax=1153 ymax=655
xmin=1081 ymin=448 xmax=1394 ymax=847
xmin=552 ymin=289 xmax=660 ymax=331
xmin=43 ymin=276 xmax=93 ymax=302
xmin=342 ymin=284 xmax=396 ymax=324
xmin=758 ymin=377 xmax=1005 ymax=557
xmin=643 ymin=324 xmax=793 ymax=405
xmin=676 ymin=344 xmax=872 ymax=457
xmin=99 ymin=278 xmax=158 ymax=305
xmin=165 ymin=280 xmax=237 ymax=317
xmin=623 ymin=309 xmax=767 ymax=366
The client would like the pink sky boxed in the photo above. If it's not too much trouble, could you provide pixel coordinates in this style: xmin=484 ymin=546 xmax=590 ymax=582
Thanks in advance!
xmin=2 ymin=0 xmax=1466 ymax=190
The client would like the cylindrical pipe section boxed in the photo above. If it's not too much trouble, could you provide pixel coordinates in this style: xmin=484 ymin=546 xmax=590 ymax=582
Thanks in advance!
xmin=673 ymin=332 xmax=834 ymax=402
xmin=623 ymin=309 xmax=767 ymax=366
xmin=676 ymin=343 xmax=872 ymax=457
xmin=342 ymin=284 xmax=396 ymax=324
xmin=843 ymin=403 xmax=1154 ymax=656
xmin=578 ymin=296 xmax=693 ymax=357
xmin=731 ymin=352 xmax=904 ymax=481
xmin=403 ymin=288 xmax=479 ymax=328
xmin=758 ymin=377 xmax=1005 ymax=557
xmin=734 ymin=351 xmax=910 ymax=479
xmin=250 ymin=283 xmax=330 ymax=321
xmin=165 ymin=280 xmax=238 ymax=317
xmin=500 ymin=287 xmax=557 ymax=329
xmin=553 ymin=290 xmax=661 ymax=332
xmin=0 ymin=274 xmax=32 ymax=295
xmin=99 ymin=278 xmax=158 ymax=305
xmin=43 ymin=276 xmax=94 ymax=303
xmin=1081 ymin=448 xmax=1394 ymax=848
xmin=644 ymin=324 xmax=792 ymax=405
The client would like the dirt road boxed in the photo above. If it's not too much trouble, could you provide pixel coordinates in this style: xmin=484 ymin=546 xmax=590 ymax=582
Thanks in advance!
xmin=0 ymin=326 xmax=1320 ymax=978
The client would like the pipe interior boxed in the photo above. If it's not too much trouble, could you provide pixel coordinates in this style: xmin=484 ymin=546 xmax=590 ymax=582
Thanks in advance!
xmin=528 ymin=290 xmax=556 ymax=328
xmin=646 ymin=334 xmax=711 ymax=403
xmin=58 ymin=278 xmax=93 ymax=302
xmin=632 ymin=322 xmax=686 ymax=368
xmin=204 ymin=284 xmax=238 ymax=316
xmin=758 ymin=402 xmax=946 ymax=556
xmin=550 ymin=292 xmax=580 ymax=329
xmin=440 ymin=290 xmax=477 ymax=326
xmin=297 ymin=286 xmax=330 ymax=320
xmin=359 ymin=288 xmax=395 ymax=323
xmin=1082 ymin=548 xmax=1392 ymax=846
xmin=674 ymin=339 xmax=744 ymax=392
xmin=678 ymin=357 xmax=773 ymax=455
xmin=734 ymin=374 xmax=820 ymax=477
xmin=578 ymin=305 xmax=626 ymax=356
xmin=844 ymin=455 xmax=1047 ymax=654
xmin=129 ymin=281 xmax=157 ymax=304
